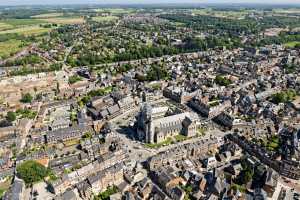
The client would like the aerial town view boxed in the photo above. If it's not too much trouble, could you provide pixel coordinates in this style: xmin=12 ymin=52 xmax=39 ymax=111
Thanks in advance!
xmin=0 ymin=0 xmax=299 ymax=199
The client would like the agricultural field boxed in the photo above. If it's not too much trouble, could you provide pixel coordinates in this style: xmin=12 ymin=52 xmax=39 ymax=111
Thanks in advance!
xmin=0 ymin=39 xmax=23 ymax=59
xmin=0 ymin=26 xmax=51 ymax=36
xmin=31 ymin=12 xmax=64 ymax=18
xmin=93 ymin=8 xmax=134 ymax=14
xmin=92 ymin=16 xmax=119 ymax=22
xmin=41 ymin=17 xmax=85 ymax=24
xmin=284 ymin=41 xmax=300 ymax=48
xmin=0 ymin=22 xmax=13 ymax=31
xmin=0 ymin=19 xmax=50 ymax=36
xmin=0 ymin=19 xmax=45 ymax=27
xmin=273 ymin=8 xmax=300 ymax=14
xmin=191 ymin=8 xmax=250 ymax=19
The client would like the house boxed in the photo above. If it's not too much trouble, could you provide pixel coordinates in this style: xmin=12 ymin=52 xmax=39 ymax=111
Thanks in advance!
xmin=87 ymin=163 xmax=124 ymax=194
xmin=224 ymin=163 xmax=243 ymax=178
xmin=54 ymin=189 xmax=78 ymax=200
xmin=211 ymin=177 xmax=226 ymax=197
xmin=46 ymin=126 xmax=93 ymax=144
xmin=163 ymin=85 xmax=197 ymax=104
xmin=204 ymin=156 xmax=217 ymax=169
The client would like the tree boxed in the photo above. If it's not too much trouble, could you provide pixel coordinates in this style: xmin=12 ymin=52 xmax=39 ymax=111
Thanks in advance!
xmin=16 ymin=160 xmax=50 ymax=185
xmin=6 ymin=111 xmax=16 ymax=122
xmin=68 ymin=75 xmax=82 ymax=84
xmin=271 ymin=89 xmax=297 ymax=104
xmin=82 ymin=132 xmax=93 ymax=139
xmin=20 ymin=93 xmax=33 ymax=103
xmin=215 ymin=75 xmax=232 ymax=86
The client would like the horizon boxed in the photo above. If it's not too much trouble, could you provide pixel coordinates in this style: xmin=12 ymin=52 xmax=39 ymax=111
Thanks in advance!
xmin=1 ymin=0 xmax=300 ymax=6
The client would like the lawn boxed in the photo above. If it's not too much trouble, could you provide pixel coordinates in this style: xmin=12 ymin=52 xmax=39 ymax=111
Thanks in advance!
xmin=42 ymin=17 xmax=85 ymax=24
xmin=0 ymin=26 xmax=51 ymax=36
xmin=0 ymin=39 xmax=23 ymax=59
xmin=284 ymin=41 xmax=300 ymax=48
xmin=144 ymin=137 xmax=173 ymax=148
xmin=197 ymin=127 xmax=207 ymax=136
xmin=174 ymin=134 xmax=187 ymax=142
xmin=92 ymin=16 xmax=119 ymax=22
xmin=31 ymin=12 xmax=64 ymax=18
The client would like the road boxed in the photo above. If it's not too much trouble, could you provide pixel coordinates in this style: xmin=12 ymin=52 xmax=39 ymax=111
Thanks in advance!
xmin=279 ymin=177 xmax=300 ymax=193
xmin=109 ymin=101 xmax=229 ymax=163
xmin=107 ymin=95 xmax=232 ymax=163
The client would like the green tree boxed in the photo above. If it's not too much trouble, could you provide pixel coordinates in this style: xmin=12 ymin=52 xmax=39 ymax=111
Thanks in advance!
xmin=6 ymin=111 xmax=16 ymax=122
xmin=20 ymin=93 xmax=33 ymax=103
xmin=68 ymin=75 xmax=82 ymax=84
xmin=271 ymin=89 xmax=297 ymax=104
xmin=16 ymin=160 xmax=50 ymax=185
xmin=215 ymin=75 xmax=232 ymax=86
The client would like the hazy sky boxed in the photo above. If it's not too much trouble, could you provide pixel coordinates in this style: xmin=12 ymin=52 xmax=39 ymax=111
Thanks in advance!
xmin=1 ymin=0 xmax=300 ymax=6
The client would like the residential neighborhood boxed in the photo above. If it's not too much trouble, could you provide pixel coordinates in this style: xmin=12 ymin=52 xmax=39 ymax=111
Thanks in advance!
xmin=0 ymin=2 xmax=300 ymax=200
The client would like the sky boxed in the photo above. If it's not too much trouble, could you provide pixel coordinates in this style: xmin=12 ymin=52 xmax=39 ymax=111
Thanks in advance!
xmin=1 ymin=0 xmax=300 ymax=6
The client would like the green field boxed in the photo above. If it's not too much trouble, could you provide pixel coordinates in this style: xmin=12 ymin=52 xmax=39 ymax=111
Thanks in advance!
xmin=41 ymin=17 xmax=84 ymax=24
xmin=0 ymin=19 xmax=50 ymax=36
xmin=273 ymin=8 xmax=300 ymax=14
xmin=92 ymin=16 xmax=119 ymax=22
xmin=191 ymin=8 xmax=249 ymax=19
xmin=0 ymin=19 xmax=45 ymax=27
xmin=0 ymin=26 xmax=51 ymax=36
xmin=93 ymin=8 xmax=134 ymax=14
xmin=284 ymin=41 xmax=300 ymax=48
xmin=0 ymin=39 xmax=23 ymax=59
xmin=0 ymin=22 xmax=13 ymax=31
xmin=31 ymin=12 xmax=64 ymax=18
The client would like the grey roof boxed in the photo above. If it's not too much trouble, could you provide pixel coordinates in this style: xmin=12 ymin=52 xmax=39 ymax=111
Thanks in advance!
xmin=60 ymin=190 xmax=77 ymax=200
xmin=213 ymin=177 xmax=225 ymax=194
xmin=107 ymin=104 xmax=120 ymax=115
xmin=100 ymin=109 xmax=109 ymax=117
xmin=4 ymin=177 xmax=25 ymax=200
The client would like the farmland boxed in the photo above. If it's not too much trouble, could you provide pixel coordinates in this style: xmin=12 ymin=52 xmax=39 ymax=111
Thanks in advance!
xmin=0 ymin=16 xmax=84 ymax=37
xmin=191 ymin=8 xmax=251 ymax=19
xmin=0 ymin=19 xmax=45 ymax=27
xmin=0 ymin=23 xmax=13 ymax=31
xmin=0 ymin=26 xmax=51 ymax=36
xmin=31 ymin=12 xmax=64 ymax=18
xmin=41 ymin=17 xmax=85 ymax=24
xmin=0 ymin=19 xmax=50 ymax=36
xmin=93 ymin=8 xmax=134 ymax=14
xmin=92 ymin=16 xmax=119 ymax=22
xmin=0 ymin=39 xmax=23 ymax=59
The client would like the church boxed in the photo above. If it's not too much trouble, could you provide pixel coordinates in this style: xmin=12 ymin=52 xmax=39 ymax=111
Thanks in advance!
xmin=137 ymin=103 xmax=198 ymax=143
